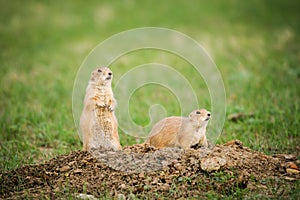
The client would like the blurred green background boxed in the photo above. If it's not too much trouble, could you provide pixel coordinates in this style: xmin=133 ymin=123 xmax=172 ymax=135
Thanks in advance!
xmin=0 ymin=0 xmax=299 ymax=170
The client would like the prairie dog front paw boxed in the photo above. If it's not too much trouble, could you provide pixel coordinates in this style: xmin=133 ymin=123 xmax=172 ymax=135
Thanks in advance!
xmin=108 ymin=99 xmax=116 ymax=111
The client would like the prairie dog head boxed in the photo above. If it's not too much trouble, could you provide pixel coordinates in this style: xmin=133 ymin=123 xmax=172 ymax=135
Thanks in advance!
xmin=90 ymin=67 xmax=113 ymax=86
xmin=189 ymin=108 xmax=211 ymax=127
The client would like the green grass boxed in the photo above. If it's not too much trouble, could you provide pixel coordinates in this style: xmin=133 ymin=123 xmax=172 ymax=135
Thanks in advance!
xmin=0 ymin=0 xmax=300 ymax=198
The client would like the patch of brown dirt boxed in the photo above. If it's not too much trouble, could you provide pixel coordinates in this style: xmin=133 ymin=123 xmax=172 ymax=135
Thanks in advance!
xmin=0 ymin=140 xmax=299 ymax=199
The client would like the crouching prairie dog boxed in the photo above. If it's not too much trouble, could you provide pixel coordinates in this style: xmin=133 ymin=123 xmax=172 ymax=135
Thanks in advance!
xmin=80 ymin=67 xmax=121 ymax=151
xmin=145 ymin=109 xmax=211 ymax=149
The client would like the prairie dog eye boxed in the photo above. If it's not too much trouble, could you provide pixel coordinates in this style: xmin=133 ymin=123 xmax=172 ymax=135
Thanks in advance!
xmin=108 ymin=72 xmax=112 ymax=75
xmin=196 ymin=111 xmax=201 ymax=114
xmin=98 ymin=69 xmax=102 ymax=72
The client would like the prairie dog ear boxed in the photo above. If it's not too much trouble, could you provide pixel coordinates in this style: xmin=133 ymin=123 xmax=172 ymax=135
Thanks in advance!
xmin=90 ymin=71 xmax=96 ymax=81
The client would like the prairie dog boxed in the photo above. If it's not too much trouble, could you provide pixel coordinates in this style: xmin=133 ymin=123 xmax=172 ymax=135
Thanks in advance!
xmin=80 ymin=67 xmax=121 ymax=151
xmin=145 ymin=109 xmax=211 ymax=149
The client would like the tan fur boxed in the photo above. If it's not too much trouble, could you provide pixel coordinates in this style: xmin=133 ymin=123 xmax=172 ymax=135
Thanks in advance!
xmin=80 ymin=67 xmax=121 ymax=151
xmin=145 ymin=109 xmax=211 ymax=149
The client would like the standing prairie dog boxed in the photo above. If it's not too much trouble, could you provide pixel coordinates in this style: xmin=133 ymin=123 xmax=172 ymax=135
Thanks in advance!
xmin=145 ymin=109 xmax=211 ymax=149
xmin=80 ymin=67 xmax=121 ymax=151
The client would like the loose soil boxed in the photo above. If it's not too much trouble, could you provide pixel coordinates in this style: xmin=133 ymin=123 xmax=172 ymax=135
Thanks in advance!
xmin=1 ymin=140 xmax=299 ymax=199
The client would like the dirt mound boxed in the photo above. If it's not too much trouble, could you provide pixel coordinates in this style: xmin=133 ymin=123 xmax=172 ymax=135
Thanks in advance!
xmin=1 ymin=140 xmax=299 ymax=199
